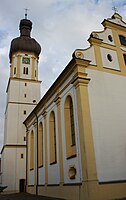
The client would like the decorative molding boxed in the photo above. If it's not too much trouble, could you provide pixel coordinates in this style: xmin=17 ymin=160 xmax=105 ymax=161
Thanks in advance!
xmin=68 ymin=166 xmax=77 ymax=179
xmin=120 ymin=46 xmax=126 ymax=51
xmin=88 ymin=36 xmax=103 ymax=45
xmin=99 ymin=180 xmax=126 ymax=184
xmin=74 ymin=51 xmax=84 ymax=59
xmin=54 ymin=95 xmax=61 ymax=105
xmin=1 ymin=144 xmax=26 ymax=154
xmin=47 ymin=184 xmax=60 ymax=186
xmin=63 ymin=183 xmax=82 ymax=186
xmin=8 ymin=101 xmax=38 ymax=106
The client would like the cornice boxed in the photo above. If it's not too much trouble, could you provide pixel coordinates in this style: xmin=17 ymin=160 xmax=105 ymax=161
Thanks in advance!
xmin=102 ymin=19 xmax=126 ymax=32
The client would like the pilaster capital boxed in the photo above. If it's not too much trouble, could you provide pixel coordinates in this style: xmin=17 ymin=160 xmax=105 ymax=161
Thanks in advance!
xmin=42 ymin=109 xmax=47 ymax=118
xmin=73 ymin=77 xmax=90 ymax=89
xmin=33 ymin=121 xmax=37 ymax=128
xmin=17 ymin=54 xmax=22 ymax=58
xmin=72 ymin=75 xmax=90 ymax=88
xmin=26 ymin=127 xmax=30 ymax=134
xmin=88 ymin=36 xmax=102 ymax=46
xmin=72 ymin=63 xmax=91 ymax=88
xmin=54 ymin=95 xmax=61 ymax=106
xmin=31 ymin=56 xmax=35 ymax=60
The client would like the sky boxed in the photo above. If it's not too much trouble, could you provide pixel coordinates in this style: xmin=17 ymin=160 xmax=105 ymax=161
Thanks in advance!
xmin=0 ymin=0 xmax=126 ymax=150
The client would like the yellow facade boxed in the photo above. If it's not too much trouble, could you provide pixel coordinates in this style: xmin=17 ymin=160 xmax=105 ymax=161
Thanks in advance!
xmin=24 ymin=13 xmax=126 ymax=200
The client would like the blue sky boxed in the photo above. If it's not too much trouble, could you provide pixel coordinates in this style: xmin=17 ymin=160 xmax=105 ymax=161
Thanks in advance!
xmin=0 ymin=0 xmax=126 ymax=150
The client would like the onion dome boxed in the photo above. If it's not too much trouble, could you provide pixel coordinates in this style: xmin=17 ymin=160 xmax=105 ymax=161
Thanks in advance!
xmin=9 ymin=17 xmax=41 ymax=62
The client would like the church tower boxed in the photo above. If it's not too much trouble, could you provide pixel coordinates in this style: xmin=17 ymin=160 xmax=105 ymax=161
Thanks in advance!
xmin=1 ymin=14 xmax=41 ymax=192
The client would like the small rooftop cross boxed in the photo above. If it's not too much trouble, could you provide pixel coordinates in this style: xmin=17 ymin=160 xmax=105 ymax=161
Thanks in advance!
xmin=112 ymin=6 xmax=118 ymax=13
xmin=24 ymin=8 xmax=29 ymax=19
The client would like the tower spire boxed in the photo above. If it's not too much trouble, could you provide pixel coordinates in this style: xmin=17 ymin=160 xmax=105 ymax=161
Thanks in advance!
xmin=24 ymin=8 xmax=29 ymax=19
xmin=112 ymin=6 xmax=118 ymax=13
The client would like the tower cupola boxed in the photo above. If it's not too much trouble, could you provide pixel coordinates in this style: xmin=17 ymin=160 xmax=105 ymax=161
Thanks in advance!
xmin=9 ymin=17 xmax=41 ymax=62
xmin=19 ymin=18 xmax=32 ymax=37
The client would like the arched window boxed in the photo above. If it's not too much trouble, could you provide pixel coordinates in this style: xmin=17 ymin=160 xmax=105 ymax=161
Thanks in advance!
xmin=49 ymin=111 xmax=57 ymax=164
xmin=64 ymin=95 xmax=76 ymax=159
xmin=70 ymin=97 xmax=76 ymax=146
xmin=23 ymin=67 xmax=28 ymax=75
xmin=30 ymin=130 xmax=34 ymax=170
xmin=38 ymin=122 xmax=43 ymax=167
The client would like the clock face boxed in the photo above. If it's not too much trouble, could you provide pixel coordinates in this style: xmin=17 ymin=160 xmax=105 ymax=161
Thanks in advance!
xmin=22 ymin=57 xmax=30 ymax=64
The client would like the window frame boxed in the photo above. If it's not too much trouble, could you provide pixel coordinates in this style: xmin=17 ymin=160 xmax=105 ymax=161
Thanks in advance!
xmin=49 ymin=111 xmax=57 ymax=165
xmin=64 ymin=95 xmax=76 ymax=159
xmin=38 ymin=122 xmax=43 ymax=168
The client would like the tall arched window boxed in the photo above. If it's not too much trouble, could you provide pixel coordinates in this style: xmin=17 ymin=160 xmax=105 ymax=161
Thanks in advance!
xmin=30 ymin=130 xmax=34 ymax=170
xmin=38 ymin=122 xmax=43 ymax=167
xmin=49 ymin=111 xmax=57 ymax=164
xmin=64 ymin=95 xmax=76 ymax=159
xmin=70 ymin=97 xmax=76 ymax=146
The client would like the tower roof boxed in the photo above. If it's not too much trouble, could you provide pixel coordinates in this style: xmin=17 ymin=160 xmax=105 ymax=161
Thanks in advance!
xmin=9 ymin=17 xmax=41 ymax=62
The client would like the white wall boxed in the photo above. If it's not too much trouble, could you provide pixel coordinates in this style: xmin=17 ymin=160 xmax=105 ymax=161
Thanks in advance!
xmin=87 ymin=68 xmax=126 ymax=182
xmin=7 ymin=80 xmax=41 ymax=104
xmin=97 ymin=28 xmax=115 ymax=46
xmin=2 ymin=147 xmax=26 ymax=191
xmin=83 ymin=46 xmax=96 ymax=65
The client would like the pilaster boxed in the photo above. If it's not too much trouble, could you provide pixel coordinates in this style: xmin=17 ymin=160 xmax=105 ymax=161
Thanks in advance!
xmin=10 ymin=56 xmax=14 ymax=77
xmin=112 ymin=29 xmax=126 ymax=73
xmin=17 ymin=55 xmax=21 ymax=78
xmin=72 ymin=60 xmax=97 ymax=183
xmin=42 ymin=109 xmax=48 ymax=185
xmin=55 ymin=96 xmax=64 ymax=185
xmin=32 ymin=56 xmax=35 ymax=79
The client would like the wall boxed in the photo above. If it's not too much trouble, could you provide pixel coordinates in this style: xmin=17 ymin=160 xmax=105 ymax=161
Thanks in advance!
xmin=87 ymin=68 xmax=126 ymax=182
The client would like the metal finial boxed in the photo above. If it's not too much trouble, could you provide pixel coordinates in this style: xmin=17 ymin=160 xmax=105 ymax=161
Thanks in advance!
xmin=112 ymin=6 xmax=118 ymax=13
xmin=24 ymin=8 xmax=29 ymax=19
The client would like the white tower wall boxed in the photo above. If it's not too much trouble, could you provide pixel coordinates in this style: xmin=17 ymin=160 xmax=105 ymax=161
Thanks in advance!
xmin=1 ymin=17 xmax=41 ymax=192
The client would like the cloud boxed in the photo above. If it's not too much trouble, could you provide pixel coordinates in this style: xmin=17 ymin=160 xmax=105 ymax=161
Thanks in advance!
xmin=113 ymin=0 xmax=126 ymax=7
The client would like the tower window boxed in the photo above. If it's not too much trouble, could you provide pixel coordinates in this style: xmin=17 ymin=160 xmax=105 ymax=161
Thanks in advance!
xmin=25 ymin=83 xmax=27 ymax=86
xmin=24 ymin=94 xmax=27 ymax=98
xmin=35 ymin=70 xmax=36 ymax=77
xmin=14 ymin=67 xmax=16 ymax=75
xmin=26 ymin=67 xmax=28 ymax=74
xmin=21 ymin=154 xmax=24 ymax=159
xmin=24 ymin=110 xmax=26 ymax=115
xmin=23 ymin=67 xmax=28 ymax=75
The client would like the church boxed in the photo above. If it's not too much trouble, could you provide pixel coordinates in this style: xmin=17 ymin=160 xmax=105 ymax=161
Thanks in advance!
xmin=1 ymin=11 xmax=126 ymax=200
